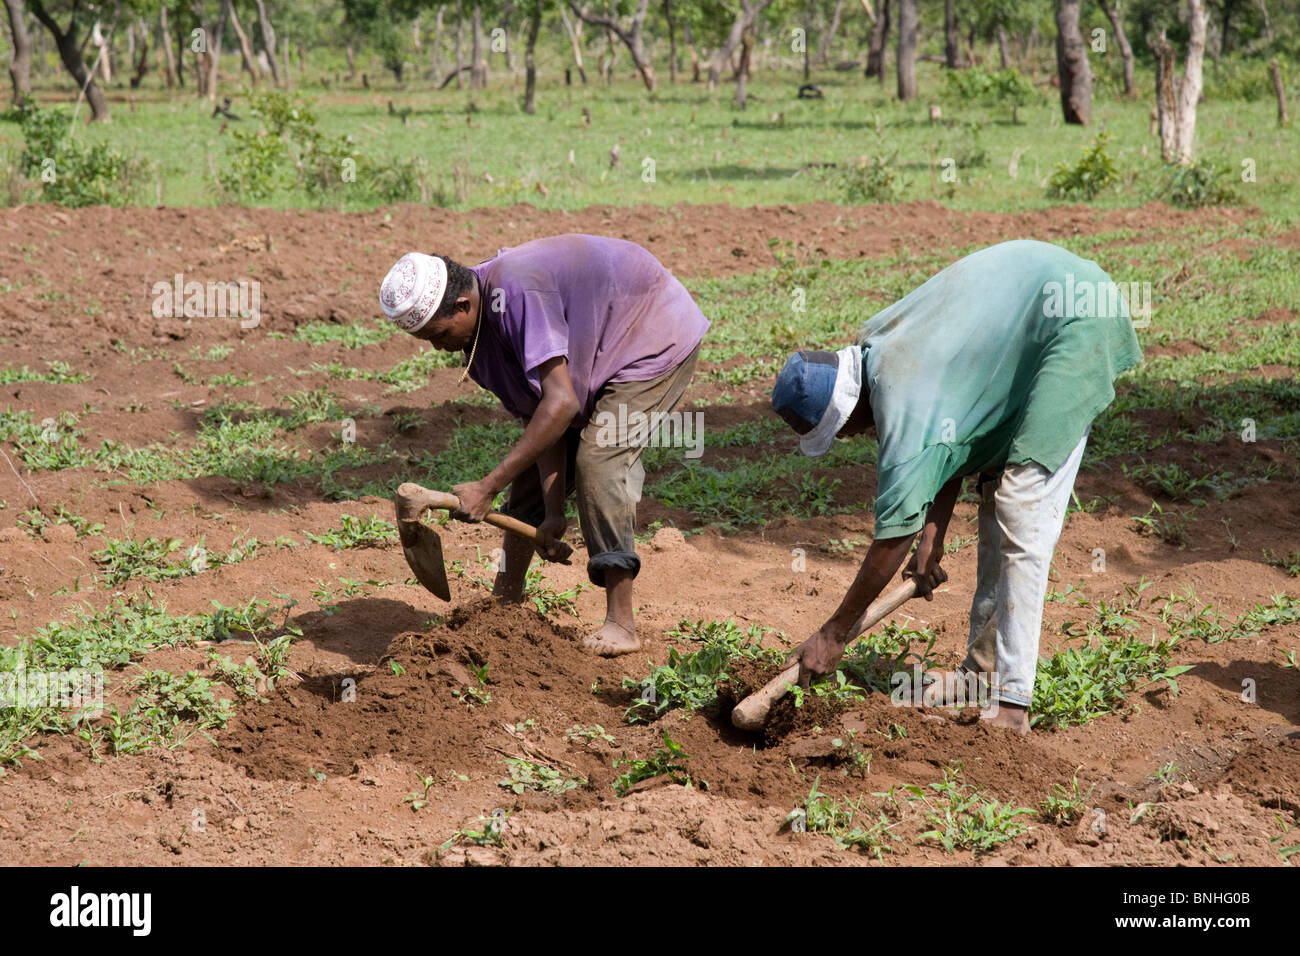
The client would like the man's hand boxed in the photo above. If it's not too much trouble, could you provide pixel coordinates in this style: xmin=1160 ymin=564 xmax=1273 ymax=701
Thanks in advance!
xmin=534 ymin=513 xmax=568 ymax=561
xmin=902 ymin=548 xmax=948 ymax=600
xmin=792 ymin=623 xmax=851 ymax=690
xmin=451 ymin=479 xmax=498 ymax=522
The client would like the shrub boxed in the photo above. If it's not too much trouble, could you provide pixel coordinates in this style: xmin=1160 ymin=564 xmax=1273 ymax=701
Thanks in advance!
xmin=10 ymin=101 xmax=144 ymax=206
xmin=1047 ymin=132 xmax=1118 ymax=201
xmin=840 ymin=151 xmax=902 ymax=203
xmin=1160 ymin=158 xmax=1240 ymax=208
xmin=945 ymin=66 xmax=1038 ymax=123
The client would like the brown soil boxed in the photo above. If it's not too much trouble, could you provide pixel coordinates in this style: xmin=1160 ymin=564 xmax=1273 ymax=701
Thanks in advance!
xmin=0 ymin=201 xmax=1296 ymax=867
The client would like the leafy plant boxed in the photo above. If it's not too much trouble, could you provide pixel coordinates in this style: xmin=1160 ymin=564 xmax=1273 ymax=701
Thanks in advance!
xmin=497 ymin=758 xmax=586 ymax=795
xmin=306 ymin=514 xmax=397 ymax=549
xmin=1160 ymin=158 xmax=1239 ymax=208
xmin=913 ymin=765 xmax=1034 ymax=855
xmin=788 ymin=776 xmax=899 ymax=858
xmin=612 ymin=732 xmax=697 ymax=796
xmin=839 ymin=151 xmax=902 ymax=203
xmin=13 ymin=101 xmax=145 ymax=206
xmin=1032 ymin=630 xmax=1192 ymax=729
xmin=1047 ymin=132 xmax=1118 ymax=201
xmin=1039 ymin=775 xmax=1093 ymax=825
xmin=622 ymin=618 xmax=783 ymax=721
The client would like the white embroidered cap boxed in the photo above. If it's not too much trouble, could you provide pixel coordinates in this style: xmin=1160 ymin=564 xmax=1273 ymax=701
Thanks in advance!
xmin=379 ymin=252 xmax=449 ymax=334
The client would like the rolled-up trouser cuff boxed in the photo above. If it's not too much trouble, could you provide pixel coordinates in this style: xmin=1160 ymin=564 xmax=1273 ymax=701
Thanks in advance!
xmin=587 ymin=550 xmax=640 ymax=588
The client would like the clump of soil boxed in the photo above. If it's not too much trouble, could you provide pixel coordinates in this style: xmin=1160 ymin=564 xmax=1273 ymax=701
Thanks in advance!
xmin=217 ymin=599 xmax=601 ymax=782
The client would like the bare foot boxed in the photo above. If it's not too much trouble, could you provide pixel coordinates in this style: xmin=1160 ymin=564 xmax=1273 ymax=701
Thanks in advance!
xmin=980 ymin=701 xmax=1031 ymax=735
xmin=583 ymin=619 xmax=640 ymax=657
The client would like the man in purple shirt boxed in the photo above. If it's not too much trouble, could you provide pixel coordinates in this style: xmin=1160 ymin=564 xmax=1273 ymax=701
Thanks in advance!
xmin=379 ymin=235 xmax=709 ymax=655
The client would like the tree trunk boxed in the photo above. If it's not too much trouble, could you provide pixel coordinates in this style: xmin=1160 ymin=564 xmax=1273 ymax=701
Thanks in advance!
xmin=995 ymin=24 xmax=1009 ymax=69
xmin=282 ymin=33 xmax=290 ymax=88
xmin=1269 ymin=59 xmax=1287 ymax=125
xmin=345 ymin=41 xmax=355 ymax=78
xmin=896 ymin=0 xmax=916 ymax=100
xmin=569 ymin=0 xmax=658 ymax=92
xmin=1097 ymin=0 xmax=1133 ymax=97
xmin=454 ymin=0 xmax=463 ymax=87
xmin=28 ymin=0 xmax=110 ymax=120
xmin=523 ymin=1 xmax=540 ymax=113
xmin=471 ymin=2 xmax=486 ymax=88
xmin=1172 ymin=0 xmax=1208 ymax=163
xmin=706 ymin=0 xmax=772 ymax=90
xmin=1151 ymin=31 xmax=1177 ymax=161
xmin=815 ymin=0 xmax=844 ymax=67
xmin=2 ymin=0 xmax=32 ymax=105
xmin=253 ymin=0 xmax=279 ymax=86
xmin=1054 ymin=0 xmax=1091 ymax=124
xmin=685 ymin=20 xmax=699 ymax=82
xmin=206 ymin=0 xmax=230 ymax=102
xmin=159 ymin=6 xmax=177 ymax=88
xmin=734 ymin=28 xmax=752 ymax=107
xmin=943 ymin=0 xmax=958 ymax=68
xmin=559 ymin=7 xmax=586 ymax=83
xmin=130 ymin=16 xmax=150 ymax=88
xmin=431 ymin=5 xmax=442 ymax=79
xmin=663 ymin=0 xmax=676 ymax=83
xmin=866 ymin=0 xmax=889 ymax=79
xmin=227 ymin=0 xmax=259 ymax=84
xmin=92 ymin=19 xmax=110 ymax=84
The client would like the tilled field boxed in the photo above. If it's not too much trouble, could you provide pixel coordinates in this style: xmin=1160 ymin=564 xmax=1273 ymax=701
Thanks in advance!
xmin=0 ymin=201 xmax=1296 ymax=866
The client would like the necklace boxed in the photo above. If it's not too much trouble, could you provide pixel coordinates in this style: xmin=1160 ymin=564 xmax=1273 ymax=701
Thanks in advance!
xmin=458 ymin=282 xmax=486 ymax=386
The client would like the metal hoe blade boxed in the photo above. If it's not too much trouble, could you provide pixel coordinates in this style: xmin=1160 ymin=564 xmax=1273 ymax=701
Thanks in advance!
xmin=398 ymin=519 xmax=451 ymax=601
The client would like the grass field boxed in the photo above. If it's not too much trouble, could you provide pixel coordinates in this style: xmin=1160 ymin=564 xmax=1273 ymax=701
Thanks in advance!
xmin=3 ymin=59 xmax=1297 ymax=217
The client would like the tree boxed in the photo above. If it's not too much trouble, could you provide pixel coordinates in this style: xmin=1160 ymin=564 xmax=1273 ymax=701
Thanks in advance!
xmin=943 ymin=0 xmax=958 ymax=68
xmin=1149 ymin=0 xmax=1209 ymax=164
xmin=567 ymin=0 xmax=657 ymax=92
xmin=27 ymin=0 xmax=111 ymax=121
xmin=2 ymin=0 xmax=33 ymax=105
xmin=521 ymin=0 xmax=541 ymax=112
xmin=865 ymin=0 xmax=888 ymax=79
xmin=704 ymin=0 xmax=774 ymax=91
xmin=896 ymin=0 xmax=915 ymax=100
xmin=253 ymin=0 xmax=280 ymax=86
xmin=1096 ymin=0 xmax=1133 ymax=97
xmin=1054 ymin=0 xmax=1091 ymax=124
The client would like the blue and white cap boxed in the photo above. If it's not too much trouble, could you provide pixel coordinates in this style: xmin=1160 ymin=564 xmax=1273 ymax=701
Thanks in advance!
xmin=771 ymin=345 xmax=864 ymax=457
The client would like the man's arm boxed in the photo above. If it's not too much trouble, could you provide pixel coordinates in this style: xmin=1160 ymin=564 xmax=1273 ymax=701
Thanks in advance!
xmin=795 ymin=532 xmax=917 ymax=686
xmin=452 ymin=356 xmax=579 ymax=522
xmin=794 ymin=478 xmax=959 ymax=685
xmin=531 ymin=437 xmax=569 ymax=559
xmin=903 ymin=474 xmax=962 ymax=598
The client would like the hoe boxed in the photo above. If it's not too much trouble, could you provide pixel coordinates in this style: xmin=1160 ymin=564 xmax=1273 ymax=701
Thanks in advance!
xmin=393 ymin=481 xmax=572 ymax=600
xmin=730 ymin=576 xmax=919 ymax=731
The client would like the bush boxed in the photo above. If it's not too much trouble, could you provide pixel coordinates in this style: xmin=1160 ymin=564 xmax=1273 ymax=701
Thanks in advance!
xmin=839 ymin=151 xmax=902 ymax=203
xmin=9 ymin=101 xmax=145 ymax=207
xmin=1047 ymin=131 xmax=1118 ymax=201
xmin=1160 ymin=158 xmax=1240 ymax=208
xmin=945 ymin=67 xmax=1038 ymax=123
xmin=220 ymin=90 xmax=434 ymax=205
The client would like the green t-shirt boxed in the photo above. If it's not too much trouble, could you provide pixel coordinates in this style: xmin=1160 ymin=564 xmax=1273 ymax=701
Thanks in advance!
xmin=857 ymin=239 xmax=1143 ymax=539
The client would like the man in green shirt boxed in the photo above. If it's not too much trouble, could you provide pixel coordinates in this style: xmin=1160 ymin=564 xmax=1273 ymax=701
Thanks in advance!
xmin=771 ymin=240 xmax=1143 ymax=733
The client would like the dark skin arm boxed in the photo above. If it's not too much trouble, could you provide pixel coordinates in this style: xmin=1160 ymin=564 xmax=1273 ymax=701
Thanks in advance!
xmin=531 ymin=437 xmax=569 ymax=560
xmin=794 ymin=475 xmax=962 ymax=687
xmin=452 ymin=356 xmax=579 ymax=539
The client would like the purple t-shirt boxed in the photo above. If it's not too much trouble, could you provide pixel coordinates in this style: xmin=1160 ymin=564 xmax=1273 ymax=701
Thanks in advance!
xmin=466 ymin=235 xmax=709 ymax=423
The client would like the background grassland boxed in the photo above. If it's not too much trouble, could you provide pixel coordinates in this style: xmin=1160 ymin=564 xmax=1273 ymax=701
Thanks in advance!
xmin=2 ymin=60 xmax=1295 ymax=219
